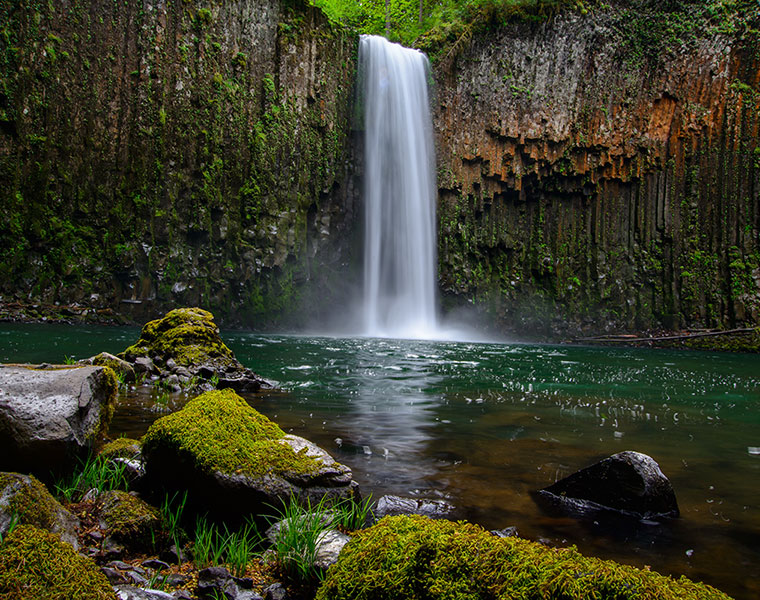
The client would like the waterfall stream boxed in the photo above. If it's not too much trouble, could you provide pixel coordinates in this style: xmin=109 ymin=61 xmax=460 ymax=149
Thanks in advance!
xmin=360 ymin=35 xmax=438 ymax=340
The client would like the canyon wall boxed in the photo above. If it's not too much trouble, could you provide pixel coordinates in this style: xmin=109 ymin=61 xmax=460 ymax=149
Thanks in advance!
xmin=0 ymin=0 xmax=359 ymax=327
xmin=433 ymin=2 xmax=760 ymax=338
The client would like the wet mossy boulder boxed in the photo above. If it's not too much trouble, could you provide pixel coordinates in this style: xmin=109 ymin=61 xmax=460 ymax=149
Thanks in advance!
xmin=316 ymin=515 xmax=732 ymax=600
xmin=96 ymin=490 xmax=162 ymax=552
xmin=81 ymin=352 xmax=136 ymax=383
xmin=0 ymin=472 xmax=80 ymax=549
xmin=120 ymin=307 xmax=270 ymax=393
xmin=142 ymin=389 xmax=357 ymax=520
xmin=100 ymin=437 xmax=142 ymax=460
xmin=0 ymin=524 xmax=115 ymax=599
xmin=0 ymin=364 xmax=118 ymax=475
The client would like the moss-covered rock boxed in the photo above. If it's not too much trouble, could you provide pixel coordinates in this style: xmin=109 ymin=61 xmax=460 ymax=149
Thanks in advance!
xmin=0 ymin=472 xmax=80 ymax=549
xmin=83 ymin=352 xmax=136 ymax=383
xmin=99 ymin=438 xmax=142 ymax=460
xmin=316 ymin=515 xmax=732 ymax=600
xmin=142 ymin=389 xmax=356 ymax=520
xmin=120 ymin=308 xmax=270 ymax=392
xmin=96 ymin=489 xmax=161 ymax=551
xmin=0 ymin=524 xmax=115 ymax=600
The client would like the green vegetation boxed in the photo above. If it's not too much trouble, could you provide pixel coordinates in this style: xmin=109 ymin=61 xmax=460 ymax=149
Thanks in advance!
xmin=158 ymin=491 xmax=188 ymax=561
xmin=0 ymin=473 xmax=67 ymax=533
xmin=142 ymin=389 xmax=325 ymax=479
xmin=98 ymin=489 xmax=162 ymax=551
xmin=316 ymin=515 xmax=732 ymax=600
xmin=53 ymin=452 xmax=129 ymax=503
xmin=310 ymin=0 xmax=578 ymax=49
xmin=0 ymin=525 xmax=115 ymax=600
xmin=122 ymin=307 xmax=235 ymax=367
xmin=193 ymin=515 xmax=262 ymax=576
xmin=99 ymin=437 xmax=142 ymax=460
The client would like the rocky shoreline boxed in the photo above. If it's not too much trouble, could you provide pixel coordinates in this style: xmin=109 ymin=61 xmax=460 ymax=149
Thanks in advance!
xmin=0 ymin=308 xmax=737 ymax=599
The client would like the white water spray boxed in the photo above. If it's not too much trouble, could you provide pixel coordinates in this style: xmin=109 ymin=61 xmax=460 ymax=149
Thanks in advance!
xmin=360 ymin=35 xmax=438 ymax=340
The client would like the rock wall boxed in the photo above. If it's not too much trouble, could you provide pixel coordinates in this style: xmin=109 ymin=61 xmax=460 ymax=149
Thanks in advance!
xmin=0 ymin=0 xmax=359 ymax=327
xmin=433 ymin=2 xmax=760 ymax=338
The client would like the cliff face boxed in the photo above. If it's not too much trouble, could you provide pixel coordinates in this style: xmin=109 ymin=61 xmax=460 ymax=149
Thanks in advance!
xmin=433 ymin=2 xmax=760 ymax=338
xmin=0 ymin=0 xmax=359 ymax=327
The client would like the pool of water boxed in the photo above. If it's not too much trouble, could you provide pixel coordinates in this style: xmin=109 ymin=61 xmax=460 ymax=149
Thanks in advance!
xmin=1 ymin=324 xmax=759 ymax=598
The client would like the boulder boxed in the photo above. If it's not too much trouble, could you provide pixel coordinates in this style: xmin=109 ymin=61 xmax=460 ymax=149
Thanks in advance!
xmin=142 ymin=389 xmax=358 ymax=521
xmin=0 ymin=365 xmax=117 ymax=475
xmin=0 ymin=525 xmax=115 ymax=600
xmin=0 ymin=472 xmax=80 ymax=549
xmin=81 ymin=352 xmax=136 ymax=383
xmin=537 ymin=451 xmax=679 ymax=519
xmin=120 ymin=307 xmax=271 ymax=392
xmin=374 ymin=495 xmax=458 ymax=520
xmin=96 ymin=490 xmax=163 ymax=552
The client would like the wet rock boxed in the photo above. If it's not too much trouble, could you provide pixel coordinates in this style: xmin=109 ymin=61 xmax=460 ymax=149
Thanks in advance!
xmin=141 ymin=558 xmax=171 ymax=571
xmin=0 ymin=472 xmax=80 ymax=548
xmin=120 ymin=308 xmax=272 ymax=392
xmin=375 ymin=495 xmax=458 ymax=520
xmin=263 ymin=583 xmax=288 ymax=600
xmin=314 ymin=529 xmax=351 ymax=569
xmin=97 ymin=490 xmax=163 ymax=552
xmin=143 ymin=389 xmax=358 ymax=522
xmin=0 ymin=365 xmax=117 ymax=475
xmin=100 ymin=566 xmax=128 ymax=584
xmin=537 ymin=451 xmax=679 ymax=519
xmin=115 ymin=585 xmax=176 ymax=600
xmin=490 ymin=526 xmax=519 ymax=538
xmin=133 ymin=357 xmax=158 ymax=375
xmin=197 ymin=566 xmax=237 ymax=600
xmin=80 ymin=352 xmax=136 ymax=383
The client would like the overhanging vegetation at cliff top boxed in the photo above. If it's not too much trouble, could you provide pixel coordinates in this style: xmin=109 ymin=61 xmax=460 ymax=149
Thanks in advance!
xmin=310 ymin=0 xmax=760 ymax=54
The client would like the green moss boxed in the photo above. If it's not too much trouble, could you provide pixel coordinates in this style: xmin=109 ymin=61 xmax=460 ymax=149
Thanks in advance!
xmin=97 ymin=490 xmax=161 ymax=549
xmin=142 ymin=389 xmax=324 ymax=479
xmin=122 ymin=307 xmax=235 ymax=367
xmin=0 ymin=525 xmax=114 ymax=600
xmin=317 ymin=515 xmax=732 ymax=600
xmin=99 ymin=437 xmax=141 ymax=460
xmin=0 ymin=473 xmax=64 ymax=532
xmin=92 ymin=366 xmax=118 ymax=441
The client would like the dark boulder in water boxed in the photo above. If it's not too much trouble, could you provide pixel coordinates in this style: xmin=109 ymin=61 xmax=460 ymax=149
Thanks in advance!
xmin=537 ymin=451 xmax=679 ymax=519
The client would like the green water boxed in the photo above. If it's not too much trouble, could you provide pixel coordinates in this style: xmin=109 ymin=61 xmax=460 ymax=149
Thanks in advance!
xmin=1 ymin=325 xmax=759 ymax=597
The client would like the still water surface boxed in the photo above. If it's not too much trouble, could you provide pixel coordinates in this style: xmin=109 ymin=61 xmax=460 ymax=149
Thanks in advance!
xmin=1 ymin=324 xmax=759 ymax=598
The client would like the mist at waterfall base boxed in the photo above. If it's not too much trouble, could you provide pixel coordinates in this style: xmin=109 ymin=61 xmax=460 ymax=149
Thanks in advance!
xmin=322 ymin=34 xmax=493 ymax=343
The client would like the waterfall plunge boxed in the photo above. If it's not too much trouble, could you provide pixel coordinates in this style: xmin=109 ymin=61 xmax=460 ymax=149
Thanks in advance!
xmin=360 ymin=35 xmax=438 ymax=340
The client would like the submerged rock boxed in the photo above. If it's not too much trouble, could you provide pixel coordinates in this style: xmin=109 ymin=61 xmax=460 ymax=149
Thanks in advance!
xmin=0 ymin=472 xmax=80 ymax=549
xmin=142 ymin=389 xmax=357 ymax=520
xmin=120 ymin=307 xmax=271 ymax=392
xmin=537 ymin=451 xmax=679 ymax=519
xmin=374 ymin=495 xmax=458 ymax=520
xmin=0 ymin=364 xmax=117 ymax=475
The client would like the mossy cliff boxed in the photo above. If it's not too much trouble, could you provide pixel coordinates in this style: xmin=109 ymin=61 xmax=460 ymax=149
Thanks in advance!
xmin=0 ymin=0 xmax=358 ymax=328
xmin=432 ymin=0 xmax=760 ymax=338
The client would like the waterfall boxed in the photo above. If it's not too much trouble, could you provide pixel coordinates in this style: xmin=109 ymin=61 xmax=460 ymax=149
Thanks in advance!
xmin=359 ymin=35 xmax=438 ymax=340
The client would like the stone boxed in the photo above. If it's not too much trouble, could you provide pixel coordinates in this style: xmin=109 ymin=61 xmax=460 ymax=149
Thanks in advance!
xmin=100 ymin=566 xmax=128 ymax=584
xmin=142 ymin=389 xmax=358 ymax=521
xmin=115 ymin=585 xmax=177 ymax=600
xmin=0 ymin=365 xmax=117 ymax=475
xmin=141 ymin=558 xmax=171 ymax=571
xmin=374 ymin=495 xmax=458 ymax=520
xmin=490 ymin=526 xmax=519 ymax=538
xmin=97 ymin=490 xmax=162 ymax=551
xmin=313 ymin=529 xmax=351 ymax=570
xmin=0 ymin=472 xmax=80 ymax=549
xmin=197 ymin=566 xmax=237 ymax=600
xmin=134 ymin=357 xmax=158 ymax=375
xmin=81 ymin=352 xmax=136 ymax=383
xmin=537 ymin=451 xmax=679 ymax=519
xmin=120 ymin=308 xmax=271 ymax=391
xmin=263 ymin=583 xmax=288 ymax=600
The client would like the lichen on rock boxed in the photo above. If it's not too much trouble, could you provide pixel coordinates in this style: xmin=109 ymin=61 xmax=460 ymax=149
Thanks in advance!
xmin=0 ymin=472 xmax=80 ymax=549
xmin=96 ymin=489 xmax=162 ymax=551
xmin=316 ymin=514 xmax=732 ymax=600
xmin=0 ymin=524 xmax=115 ymax=600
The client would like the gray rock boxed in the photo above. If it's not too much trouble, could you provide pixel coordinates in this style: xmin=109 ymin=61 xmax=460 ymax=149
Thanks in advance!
xmin=0 ymin=365 xmax=117 ymax=474
xmin=141 ymin=558 xmax=170 ymax=571
xmin=263 ymin=583 xmax=288 ymax=600
xmin=314 ymin=529 xmax=351 ymax=569
xmin=81 ymin=352 xmax=136 ymax=383
xmin=490 ymin=526 xmax=519 ymax=538
xmin=0 ymin=471 xmax=80 ymax=549
xmin=375 ymin=495 xmax=457 ymax=520
xmin=197 ymin=566 xmax=237 ymax=600
xmin=100 ymin=566 xmax=128 ymax=584
xmin=133 ymin=357 xmax=157 ymax=375
xmin=114 ymin=585 xmax=176 ymax=600
xmin=537 ymin=451 xmax=679 ymax=519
